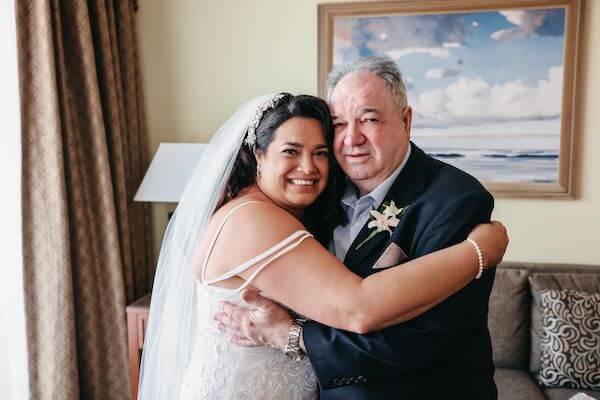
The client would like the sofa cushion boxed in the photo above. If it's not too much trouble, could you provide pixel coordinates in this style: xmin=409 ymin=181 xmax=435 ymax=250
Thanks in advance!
xmin=489 ymin=268 xmax=530 ymax=369
xmin=495 ymin=368 xmax=546 ymax=400
xmin=536 ymin=289 xmax=600 ymax=390
xmin=529 ymin=273 xmax=600 ymax=373
xmin=543 ymin=387 xmax=600 ymax=400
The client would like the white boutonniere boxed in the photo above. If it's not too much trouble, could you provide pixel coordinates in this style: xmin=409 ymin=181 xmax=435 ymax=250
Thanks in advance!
xmin=355 ymin=200 xmax=408 ymax=250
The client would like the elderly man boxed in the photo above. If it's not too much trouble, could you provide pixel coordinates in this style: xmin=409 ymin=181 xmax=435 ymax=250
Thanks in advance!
xmin=216 ymin=56 xmax=498 ymax=399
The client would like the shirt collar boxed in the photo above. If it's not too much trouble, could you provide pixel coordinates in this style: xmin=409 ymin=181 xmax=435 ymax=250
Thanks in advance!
xmin=341 ymin=144 xmax=412 ymax=210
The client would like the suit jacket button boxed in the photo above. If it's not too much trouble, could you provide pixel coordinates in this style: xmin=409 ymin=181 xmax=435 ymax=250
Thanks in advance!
xmin=333 ymin=378 xmax=341 ymax=386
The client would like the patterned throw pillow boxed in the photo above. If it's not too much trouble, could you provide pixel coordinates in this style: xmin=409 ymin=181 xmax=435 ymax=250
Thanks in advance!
xmin=536 ymin=289 xmax=600 ymax=390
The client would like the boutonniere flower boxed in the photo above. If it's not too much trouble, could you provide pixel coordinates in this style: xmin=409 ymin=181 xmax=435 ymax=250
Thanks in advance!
xmin=355 ymin=200 xmax=408 ymax=250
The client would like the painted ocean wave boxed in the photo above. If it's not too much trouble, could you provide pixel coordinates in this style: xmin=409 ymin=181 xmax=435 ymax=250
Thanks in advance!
xmin=420 ymin=147 xmax=559 ymax=183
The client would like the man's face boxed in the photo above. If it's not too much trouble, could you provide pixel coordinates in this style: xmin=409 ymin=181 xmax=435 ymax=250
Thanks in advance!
xmin=329 ymin=72 xmax=412 ymax=195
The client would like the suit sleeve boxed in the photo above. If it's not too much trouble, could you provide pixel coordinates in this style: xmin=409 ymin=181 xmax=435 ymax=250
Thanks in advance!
xmin=303 ymin=189 xmax=495 ymax=389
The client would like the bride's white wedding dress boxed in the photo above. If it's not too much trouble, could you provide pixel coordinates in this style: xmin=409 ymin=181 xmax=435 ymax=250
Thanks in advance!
xmin=178 ymin=201 xmax=318 ymax=400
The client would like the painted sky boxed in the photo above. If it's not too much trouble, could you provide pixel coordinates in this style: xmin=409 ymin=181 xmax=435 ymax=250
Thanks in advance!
xmin=333 ymin=8 xmax=566 ymax=135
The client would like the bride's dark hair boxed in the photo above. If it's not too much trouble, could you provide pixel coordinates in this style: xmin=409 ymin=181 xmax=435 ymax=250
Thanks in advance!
xmin=224 ymin=93 xmax=346 ymax=245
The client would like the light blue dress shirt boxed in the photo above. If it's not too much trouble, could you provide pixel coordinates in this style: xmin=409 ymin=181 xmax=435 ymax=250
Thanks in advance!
xmin=331 ymin=145 xmax=412 ymax=262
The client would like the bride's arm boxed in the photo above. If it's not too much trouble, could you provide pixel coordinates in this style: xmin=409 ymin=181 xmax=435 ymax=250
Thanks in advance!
xmin=217 ymin=202 xmax=507 ymax=334
xmin=247 ymin=233 xmax=502 ymax=334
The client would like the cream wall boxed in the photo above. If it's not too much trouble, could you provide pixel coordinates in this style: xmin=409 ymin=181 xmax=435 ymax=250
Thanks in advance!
xmin=136 ymin=0 xmax=600 ymax=266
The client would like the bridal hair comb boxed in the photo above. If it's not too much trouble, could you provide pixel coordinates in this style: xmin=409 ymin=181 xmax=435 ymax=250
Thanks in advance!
xmin=244 ymin=93 xmax=286 ymax=148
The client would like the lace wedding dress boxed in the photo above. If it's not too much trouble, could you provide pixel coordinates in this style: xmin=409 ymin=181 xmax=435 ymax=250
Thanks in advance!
xmin=178 ymin=202 xmax=318 ymax=400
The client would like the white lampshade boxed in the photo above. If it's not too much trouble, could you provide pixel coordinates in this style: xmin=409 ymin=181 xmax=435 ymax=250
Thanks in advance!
xmin=134 ymin=143 xmax=207 ymax=202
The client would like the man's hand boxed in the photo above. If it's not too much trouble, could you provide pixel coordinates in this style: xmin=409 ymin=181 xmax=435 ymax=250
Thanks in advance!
xmin=214 ymin=287 xmax=292 ymax=349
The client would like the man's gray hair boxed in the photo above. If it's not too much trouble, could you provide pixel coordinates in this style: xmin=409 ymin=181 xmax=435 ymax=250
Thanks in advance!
xmin=327 ymin=56 xmax=408 ymax=110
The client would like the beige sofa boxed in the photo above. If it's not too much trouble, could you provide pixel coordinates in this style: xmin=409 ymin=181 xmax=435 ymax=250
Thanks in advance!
xmin=490 ymin=262 xmax=600 ymax=400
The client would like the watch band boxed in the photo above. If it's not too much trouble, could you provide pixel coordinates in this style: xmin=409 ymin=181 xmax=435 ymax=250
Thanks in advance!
xmin=284 ymin=318 xmax=304 ymax=361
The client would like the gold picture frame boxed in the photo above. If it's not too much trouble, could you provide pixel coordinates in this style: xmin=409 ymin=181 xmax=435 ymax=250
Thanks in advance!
xmin=318 ymin=0 xmax=582 ymax=198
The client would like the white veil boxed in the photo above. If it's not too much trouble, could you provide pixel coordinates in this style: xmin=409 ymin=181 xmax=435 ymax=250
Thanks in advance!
xmin=137 ymin=95 xmax=275 ymax=400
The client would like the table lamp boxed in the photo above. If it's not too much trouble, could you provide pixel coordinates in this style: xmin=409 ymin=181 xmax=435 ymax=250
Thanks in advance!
xmin=134 ymin=142 xmax=207 ymax=203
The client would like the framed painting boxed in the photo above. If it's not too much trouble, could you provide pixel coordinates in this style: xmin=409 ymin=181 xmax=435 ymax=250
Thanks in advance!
xmin=318 ymin=0 xmax=582 ymax=198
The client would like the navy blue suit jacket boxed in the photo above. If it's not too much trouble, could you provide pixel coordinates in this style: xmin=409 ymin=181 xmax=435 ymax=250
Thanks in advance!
xmin=303 ymin=142 xmax=497 ymax=400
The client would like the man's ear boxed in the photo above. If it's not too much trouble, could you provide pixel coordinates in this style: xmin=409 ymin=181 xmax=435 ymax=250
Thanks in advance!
xmin=402 ymin=106 xmax=413 ymax=138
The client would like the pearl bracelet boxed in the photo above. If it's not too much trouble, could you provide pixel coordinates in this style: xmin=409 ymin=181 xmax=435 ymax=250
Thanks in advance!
xmin=466 ymin=238 xmax=484 ymax=279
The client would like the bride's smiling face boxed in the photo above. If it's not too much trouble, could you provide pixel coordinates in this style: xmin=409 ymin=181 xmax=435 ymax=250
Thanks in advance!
xmin=255 ymin=117 xmax=330 ymax=215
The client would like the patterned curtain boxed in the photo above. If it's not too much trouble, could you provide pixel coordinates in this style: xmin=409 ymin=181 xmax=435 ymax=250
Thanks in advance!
xmin=16 ymin=0 xmax=152 ymax=399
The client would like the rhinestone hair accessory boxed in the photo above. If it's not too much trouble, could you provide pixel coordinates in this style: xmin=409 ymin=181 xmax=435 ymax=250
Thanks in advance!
xmin=244 ymin=93 xmax=286 ymax=147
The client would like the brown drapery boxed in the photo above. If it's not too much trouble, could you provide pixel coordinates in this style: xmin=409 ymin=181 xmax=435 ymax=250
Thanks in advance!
xmin=16 ymin=0 xmax=152 ymax=398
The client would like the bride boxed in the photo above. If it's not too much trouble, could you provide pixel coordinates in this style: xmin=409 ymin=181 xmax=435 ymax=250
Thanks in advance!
xmin=138 ymin=93 xmax=508 ymax=400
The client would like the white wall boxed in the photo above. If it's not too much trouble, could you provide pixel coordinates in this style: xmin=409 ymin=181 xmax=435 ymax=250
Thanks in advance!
xmin=137 ymin=0 xmax=600 ymax=266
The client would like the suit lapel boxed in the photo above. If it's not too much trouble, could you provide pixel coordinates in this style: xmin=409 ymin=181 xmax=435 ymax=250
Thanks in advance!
xmin=343 ymin=142 xmax=428 ymax=271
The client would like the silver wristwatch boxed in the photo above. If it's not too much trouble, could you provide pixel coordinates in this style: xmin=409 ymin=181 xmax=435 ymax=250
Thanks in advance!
xmin=284 ymin=318 xmax=305 ymax=361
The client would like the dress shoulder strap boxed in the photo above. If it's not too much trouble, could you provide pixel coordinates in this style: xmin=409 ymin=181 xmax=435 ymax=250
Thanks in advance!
xmin=204 ymin=230 xmax=312 ymax=292
xmin=200 ymin=201 xmax=261 ymax=283
xmin=199 ymin=201 xmax=312 ymax=289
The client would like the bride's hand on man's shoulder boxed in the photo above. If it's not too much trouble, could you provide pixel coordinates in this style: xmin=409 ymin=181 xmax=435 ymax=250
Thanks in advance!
xmin=468 ymin=221 xmax=509 ymax=268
